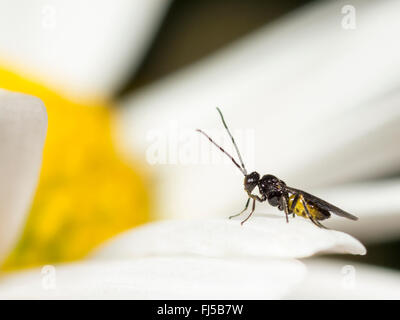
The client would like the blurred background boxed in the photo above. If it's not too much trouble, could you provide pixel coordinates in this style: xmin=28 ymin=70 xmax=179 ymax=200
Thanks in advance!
xmin=0 ymin=0 xmax=400 ymax=280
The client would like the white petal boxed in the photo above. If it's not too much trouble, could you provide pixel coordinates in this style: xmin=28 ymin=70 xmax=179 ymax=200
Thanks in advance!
xmin=0 ymin=0 xmax=171 ymax=99
xmin=0 ymin=89 xmax=47 ymax=263
xmin=284 ymin=258 xmax=400 ymax=299
xmin=0 ymin=257 xmax=305 ymax=299
xmin=92 ymin=217 xmax=366 ymax=260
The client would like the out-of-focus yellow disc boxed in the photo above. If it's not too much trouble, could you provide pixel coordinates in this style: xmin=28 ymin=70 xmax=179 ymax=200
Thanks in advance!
xmin=0 ymin=66 xmax=151 ymax=270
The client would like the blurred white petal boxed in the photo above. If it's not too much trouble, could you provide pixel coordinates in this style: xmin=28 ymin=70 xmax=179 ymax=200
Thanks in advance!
xmin=0 ymin=257 xmax=306 ymax=299
xmin=92 ymin=218 xmax=366 ymax=260
xmin=285 ymin=258 xmax=400 ymax=299
xmin=116 ymin=0 xmax=400 ymax=221
xmin=289 ymin=91 xmax=400 ymax=187
xmin=0 ymin=0 xmax=171 ymax=99
xmin=0 ymin=89 xmax=47 ymax=263
xmin=314 ymin=180 xmax=400 ymax=243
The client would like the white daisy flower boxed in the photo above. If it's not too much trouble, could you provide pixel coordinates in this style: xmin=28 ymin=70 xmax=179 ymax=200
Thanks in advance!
xmin=1 ymin=0 xmax=400 ymax=300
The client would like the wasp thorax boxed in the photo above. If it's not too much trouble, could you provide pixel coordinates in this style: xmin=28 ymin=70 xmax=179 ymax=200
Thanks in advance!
xmin=244 ymin=171 xmax=260 ymax=193
xmin=258 ymin=174 xmax=285 ymax=194
xmin=258 ymin=175 xmax=285 ymax=207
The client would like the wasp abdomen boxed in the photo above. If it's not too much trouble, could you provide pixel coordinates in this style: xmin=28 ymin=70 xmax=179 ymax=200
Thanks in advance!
xmin=288 ymin=195 xmax=330 ymax=221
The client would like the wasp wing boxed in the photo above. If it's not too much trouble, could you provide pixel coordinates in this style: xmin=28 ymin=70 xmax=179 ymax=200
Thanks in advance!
xmin=285 ymin=186 xmax=358 ymax=221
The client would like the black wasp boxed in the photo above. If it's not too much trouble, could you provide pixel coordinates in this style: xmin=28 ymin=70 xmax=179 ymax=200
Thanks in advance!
xmin=196 ymin=108 xmax=358 ymax=228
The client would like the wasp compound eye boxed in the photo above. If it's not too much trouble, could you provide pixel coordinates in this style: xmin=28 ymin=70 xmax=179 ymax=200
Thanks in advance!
xmin=246 ymin=172 xmax=259 ymax=184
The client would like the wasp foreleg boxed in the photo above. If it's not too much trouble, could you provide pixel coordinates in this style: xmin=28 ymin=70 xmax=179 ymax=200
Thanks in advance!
xmin=241 ymin=198 xmax=256 ymax=225
xmin=229 ymin=198 xmax=250 ymax=219
xmin=247 ymin=193 xmax=266 ymax=203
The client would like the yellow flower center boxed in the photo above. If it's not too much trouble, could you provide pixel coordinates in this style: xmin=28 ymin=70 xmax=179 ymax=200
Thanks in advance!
xmin=0 ymin=66 xmax=151 ymax=270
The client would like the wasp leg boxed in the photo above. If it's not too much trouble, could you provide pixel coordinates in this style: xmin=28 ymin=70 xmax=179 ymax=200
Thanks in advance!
xmin=248 ymin=193 xmax=266 ymax=203
xmin=300 ymin=196 xmax=328 ymax=229
xmin=290 ymin=194 xmax=299 ymax=218
xmin=241 ymin=198 xmax=256 ymax=225
xmin=229 ymin=198 xmax=250 ymax=219
xmin=313 ymin=218 xmax=328 ymax=229
xmin=281 ymin=195 xmax=289 ymax=223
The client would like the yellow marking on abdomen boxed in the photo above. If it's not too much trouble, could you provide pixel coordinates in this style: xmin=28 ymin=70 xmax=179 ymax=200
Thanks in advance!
xmin=288 ymin=195 xmax=325 ymax=220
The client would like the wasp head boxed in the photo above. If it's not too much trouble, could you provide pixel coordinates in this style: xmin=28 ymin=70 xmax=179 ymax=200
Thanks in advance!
xmin=244 ymin=171 xmax=260 ymax=194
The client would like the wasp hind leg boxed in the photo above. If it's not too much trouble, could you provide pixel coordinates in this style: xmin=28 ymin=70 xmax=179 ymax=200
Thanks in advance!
xmin=240 ymin=198 xmax=256 ymax=225
xmin=229 ymin=198 xmax=250 ymax=219
xmin=300 ymin=196 xmax=328 ymax=229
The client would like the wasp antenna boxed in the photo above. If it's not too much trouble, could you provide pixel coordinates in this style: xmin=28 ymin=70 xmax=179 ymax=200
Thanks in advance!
xmin=196 ymin=129 xmax=246 ymax=176
xmin=216 ymin=107 xmax=248 ymax=175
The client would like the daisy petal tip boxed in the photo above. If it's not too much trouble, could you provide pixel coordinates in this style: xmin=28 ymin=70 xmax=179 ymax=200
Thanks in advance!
xmin=92 ymin=216 xmax=367 ymax=260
